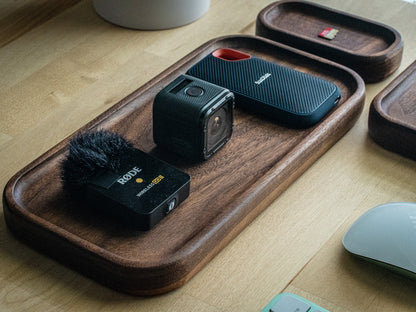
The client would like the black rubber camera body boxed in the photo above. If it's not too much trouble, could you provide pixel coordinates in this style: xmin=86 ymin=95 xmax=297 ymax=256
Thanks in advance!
xmin=153 ymin=75 xmax=234 ymax=160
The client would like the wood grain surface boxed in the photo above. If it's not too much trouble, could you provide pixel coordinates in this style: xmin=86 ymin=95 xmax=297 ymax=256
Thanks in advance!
xmin=1 ymin=0 xmax=416 ymax=311
xmin=369 ymin=61 xmax=416 ymax=160
xmin=3 ymin=35 xmax=364 ymax=295
xmin=256 ymin=0 xmax=403 ymax=83
xmin=0 ymin=0 xmax=82 ymax=48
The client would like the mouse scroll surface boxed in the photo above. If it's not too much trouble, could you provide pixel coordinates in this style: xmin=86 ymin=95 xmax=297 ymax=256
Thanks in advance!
xmin=343 ymin=203 xmax=416 ymax=276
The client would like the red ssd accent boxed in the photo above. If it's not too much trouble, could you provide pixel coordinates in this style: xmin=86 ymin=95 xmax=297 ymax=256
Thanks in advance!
xmin=212 ymin=48 xmax=251 ymax=61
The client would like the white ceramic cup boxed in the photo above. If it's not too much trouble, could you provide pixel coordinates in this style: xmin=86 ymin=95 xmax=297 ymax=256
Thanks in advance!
xmin=93 ymin=0 xmax=211 ymax=30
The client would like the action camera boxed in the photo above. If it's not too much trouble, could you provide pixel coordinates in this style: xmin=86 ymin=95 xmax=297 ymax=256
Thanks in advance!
xmin=153 ymin=75 xmax=234 ymax=160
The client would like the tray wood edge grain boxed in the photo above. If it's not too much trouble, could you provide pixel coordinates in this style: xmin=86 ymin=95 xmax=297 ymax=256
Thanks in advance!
xmin=368 ymin=60 xmax=416 ymax=160
xmin=3 ymin=35 xmax=366 ymax=295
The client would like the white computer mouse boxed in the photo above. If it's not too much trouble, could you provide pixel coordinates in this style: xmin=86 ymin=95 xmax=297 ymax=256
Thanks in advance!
xmin=343 ymin=202 xmax=416 ymax=279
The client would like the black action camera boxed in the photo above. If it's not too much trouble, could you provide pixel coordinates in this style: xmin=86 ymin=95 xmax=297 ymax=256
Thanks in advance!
xmin=153 ymin=75 xmax=235 ymax=160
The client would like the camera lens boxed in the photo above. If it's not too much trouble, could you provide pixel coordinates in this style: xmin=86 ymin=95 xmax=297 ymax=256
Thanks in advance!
xmin=209 ymin=115 xmax=224 ymax=137
xmin=206 ymin=104 xmax=231 ymax=154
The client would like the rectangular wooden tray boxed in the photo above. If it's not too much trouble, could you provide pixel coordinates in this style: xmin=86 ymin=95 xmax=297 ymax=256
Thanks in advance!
xmin=256 ymin=0 xmax=403 ymax=83
xmin=369 ymin=60 xmax=416 ymax=160
xmin=3 ymin=35 xmax=365 ymax=296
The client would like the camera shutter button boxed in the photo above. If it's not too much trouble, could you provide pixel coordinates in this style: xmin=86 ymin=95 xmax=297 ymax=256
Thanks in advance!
xmin=185 ymin=86 xmax=204 ymax=97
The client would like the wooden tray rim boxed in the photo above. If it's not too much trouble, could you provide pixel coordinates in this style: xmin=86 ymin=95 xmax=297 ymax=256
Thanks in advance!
xmin=3 ymin=35 xmax=366 ymax=288
xmin=370 ymin=60 xmax=416 ymax=131
xmin=257 ymin=0 xmax=403 ymax=59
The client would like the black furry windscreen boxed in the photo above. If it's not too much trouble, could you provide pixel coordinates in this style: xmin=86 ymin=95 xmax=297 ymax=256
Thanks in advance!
xmin=61 ymin=130 xmax=134 ymax=197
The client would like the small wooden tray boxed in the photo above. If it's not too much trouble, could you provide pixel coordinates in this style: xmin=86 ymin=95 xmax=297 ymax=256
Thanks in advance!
xmin=369 ymin=61 xmax=416 ymax=160
xmin=256 ymin=0 xmax=403 ymax=83
xmin=3 ymin=35 xmax=365 ymax=296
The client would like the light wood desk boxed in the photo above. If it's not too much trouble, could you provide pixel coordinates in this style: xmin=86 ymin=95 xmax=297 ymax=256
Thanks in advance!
xmin=1 ymin=0 xmax=415 ymax=311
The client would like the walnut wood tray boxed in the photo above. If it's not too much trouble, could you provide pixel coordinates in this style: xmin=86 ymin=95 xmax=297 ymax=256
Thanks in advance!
xmin=3 ymin=35 xmax=365 ymax=296
xmin=256 ymin=0 xmax=403 ymax=83
xmin=369 ymin=60 xmax=416 ymax=160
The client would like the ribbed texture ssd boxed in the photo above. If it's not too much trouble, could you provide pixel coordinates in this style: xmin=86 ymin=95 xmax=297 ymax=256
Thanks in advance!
xmin=187 ymin=53 xmax=341 ymax=127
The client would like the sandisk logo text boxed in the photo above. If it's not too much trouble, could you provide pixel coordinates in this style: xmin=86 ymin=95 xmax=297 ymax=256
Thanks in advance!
xmin=117 ymin=167 xmax=142 ymax=185
xmin=254 ymin=73 xmax=271 ymax=85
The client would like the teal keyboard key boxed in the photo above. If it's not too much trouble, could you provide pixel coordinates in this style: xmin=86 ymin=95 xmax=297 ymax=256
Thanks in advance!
xmin=261 ymin=293 xmax=330 ymax=312
xmin=269 ymin=294 xmax=311 ymax=312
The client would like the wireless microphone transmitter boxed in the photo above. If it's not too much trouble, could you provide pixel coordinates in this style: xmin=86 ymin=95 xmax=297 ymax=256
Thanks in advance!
xmin=187 ymin=48 xmax=341 ymax=127
xmin=61 ymin=130 xmax=190 ymax=231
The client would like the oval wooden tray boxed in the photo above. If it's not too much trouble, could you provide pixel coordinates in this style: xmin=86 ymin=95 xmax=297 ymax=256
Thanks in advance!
xmin=369 ymin=60 xmax=416 ymax=160
xmin=3 ymin=35 xmax=365 ymax=296
xmin=256 ymin=0 xmax=403 ymax=83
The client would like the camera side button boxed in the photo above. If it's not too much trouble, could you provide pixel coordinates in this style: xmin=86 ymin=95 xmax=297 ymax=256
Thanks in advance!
xmin=185 ymin=86 xmax=204 ymax=97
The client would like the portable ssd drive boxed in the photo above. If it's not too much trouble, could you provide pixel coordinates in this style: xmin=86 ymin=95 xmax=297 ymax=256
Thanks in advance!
xmin=187 ymin=48 xmax=341 ymax=127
